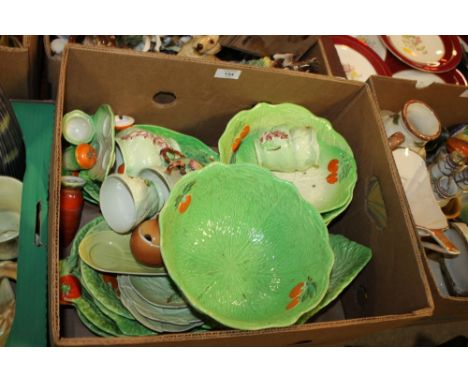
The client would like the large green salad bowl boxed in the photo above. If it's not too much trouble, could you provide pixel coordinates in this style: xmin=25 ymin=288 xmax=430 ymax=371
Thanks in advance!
xmin=159 ymin=162 xmax=335 ymax=330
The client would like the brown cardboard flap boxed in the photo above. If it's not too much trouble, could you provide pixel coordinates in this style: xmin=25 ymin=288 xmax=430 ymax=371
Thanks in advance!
xmin=0 ymin=36 xmax=39 ymax=99
xmin=0 ymin=45 xmax=29 ymax=99
xmin=331 ymin=87 xmax=433 ymax=317
xmin=44 ymin=36 xmax=61 ymax=97
xmin=368 ymin=76 xmax=468 ymax=128
xmin=63 ymin=45 xmax=360 ymax=147
xmin=49 ymin=45 xmax=434 ymax=346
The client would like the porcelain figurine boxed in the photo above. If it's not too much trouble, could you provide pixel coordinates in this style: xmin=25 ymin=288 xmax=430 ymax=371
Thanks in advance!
xmin=429 ymin=150 xmax=464 ymax=184
xmin=178 ymin=35 xmax=221 ymax=60
xmin=382 ymin=99 xmax=441 ymax=158
xmin=433 ymin=168 xmax=468 ymax=208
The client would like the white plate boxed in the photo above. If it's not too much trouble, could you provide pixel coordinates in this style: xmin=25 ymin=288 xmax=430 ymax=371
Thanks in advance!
xmin=335 ymin=44 xmax=377 ymax=81
xmin=353 ymin=35 xmax=387 ymax=60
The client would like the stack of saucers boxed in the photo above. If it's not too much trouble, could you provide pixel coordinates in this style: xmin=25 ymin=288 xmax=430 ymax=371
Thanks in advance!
xmin=118 ymin=275 xmax=205 ymax=333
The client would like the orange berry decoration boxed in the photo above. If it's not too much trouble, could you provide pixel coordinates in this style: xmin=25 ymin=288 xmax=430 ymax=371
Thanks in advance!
xmin=239 ymin=125 xmax=250 ymax=139
xmin=232 ymin=138 xmax=242 ymax=153
xmin=289 ymin=281 xmax=305 ymax=299
xmin=231 ymin=125 xmax=251 ymax=153
xmin=178 ymin=194 xmax=192 ymax=214
xmin=75 ymin=143 xmax=97 ymax=170
xmin=326 ymin=174 xmax=338 ymax=184
xmin=326 ymin=159 xmax=339 ymax=184
xmin=327 ymin=159 xmax=339 ymax=173
xmin=117 ymin=164 xmax=125 ymax=174
xmin=286 ymin=297 xmax=301 ymax=310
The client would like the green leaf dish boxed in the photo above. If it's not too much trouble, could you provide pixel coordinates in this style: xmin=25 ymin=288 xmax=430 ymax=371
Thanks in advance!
xmin=218 ymin=103 xmax=357 ymax=223
xmin=92 ymin=297 xmax=155 ymax=336
xmin=118 ymin=275 xmax=204 ymax=326
xmin=298 ymin=234 xmax=372 ymax=324
xmin=128 ymin=275 xmax=190 ymax=309
xmin=80 ymin=261 xmax=134 ymax=320
xmin=159 ymin=162 xmax=334 ymax=330
xmin=79 ymin=229 xmax=167 ymax=276
xmin=80 ymin=170 xmax=100 ymax=204
xmin=88 ymin=105 xmax=115 ymax=182
xmin=118 ymin=282 xmax=204 ymax=333
xmin=63 ymin=216 xmax=157 ymax=336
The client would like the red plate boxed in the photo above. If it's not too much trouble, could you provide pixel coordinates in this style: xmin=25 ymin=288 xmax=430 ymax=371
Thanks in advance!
xmin=332 ymin=36 xmax=392 ymax=81
xmin=385 ymin=53 xmax=467 ymax=86
xmin=381 ymin=35 xmax=462 ymax=73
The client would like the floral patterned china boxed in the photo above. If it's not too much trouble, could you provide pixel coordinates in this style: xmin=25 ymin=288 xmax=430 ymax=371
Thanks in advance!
xmin=332 ymin=36 xmax=391 ymax=81
xmin=353 ymin=35 xmax=387 ymax=60
xmin=385 ymin=52 xmax=467 ymax=86
xmin=380 ymin=35 xmax=462 ymax=73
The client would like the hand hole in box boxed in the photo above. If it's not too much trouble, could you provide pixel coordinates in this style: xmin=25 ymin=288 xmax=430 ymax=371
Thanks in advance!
xmin=153 ymin=91 xmax=177 ymax=108
xmin=366 ymin=176 xmax=388 ymax=229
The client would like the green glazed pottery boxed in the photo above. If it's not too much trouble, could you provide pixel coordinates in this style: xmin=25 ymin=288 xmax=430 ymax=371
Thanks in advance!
xmin=218 ymin=103 xmax=357 ymax=224
xmin=298 ymin=234 xmax=372 ymax=324
xmin=79 ymin=229 xmax=167 ymax=276
xmin=62 ymin=110 xmax=95 ymax=145
xmin=61 ymin=216 xmax=158 ymax=337
xmin=159 ymin=162 xmax=334 ymax=330
xmin=88 ymin=104 xmax=115 ymax=182
xmin=116 ymin=125 xmax=218 ymax=176
xmin=118 ymin=281 xmax=204 ymax=333
xmin=128 ymin=275 xmax=188 ymax=309
xmin=118 ymin=276 xmax=204 ymax=326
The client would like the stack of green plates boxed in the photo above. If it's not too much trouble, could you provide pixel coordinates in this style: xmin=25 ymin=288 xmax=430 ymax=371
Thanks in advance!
xmin=218 ymin=103 xmax=357 ymax=224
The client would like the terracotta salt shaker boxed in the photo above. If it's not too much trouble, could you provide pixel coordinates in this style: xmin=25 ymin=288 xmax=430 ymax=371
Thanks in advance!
xmin=60 ymin=176 xmax=86 ymax=247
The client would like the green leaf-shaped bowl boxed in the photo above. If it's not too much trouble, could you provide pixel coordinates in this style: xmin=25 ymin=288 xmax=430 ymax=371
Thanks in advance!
xmin=159 ymin=162 xmax=334 ymax=330
xmin=298 ymin=234 xmax=372 ymax=324
xmin=218 ymin=103 xmax=357 ymax=223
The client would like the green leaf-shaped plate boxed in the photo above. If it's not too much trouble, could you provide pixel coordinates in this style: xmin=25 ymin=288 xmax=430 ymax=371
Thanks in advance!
xmin=160 ymin=162 xmax=334 ymax=330
xmin=88 ymin=104 xmax=115 ymax=182
xmin=298 ymin=234 xmax=372 ymax=324
xmin=79 ymin=229 xmax=167 ymax=276
xmin=218 ymin=103 xmax=357 ymax=223
xmin=119 ymin=283 xmax=204 ymax=333
xmin=118 ymin=275 xmax=203 ymax=326
xmin=128 ymin=275 xmax=189 ymax=309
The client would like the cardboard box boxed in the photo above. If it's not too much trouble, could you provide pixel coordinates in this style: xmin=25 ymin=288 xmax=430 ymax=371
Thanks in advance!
xmin=0 ymin=36 xmax=40 ymax=99
xmin=44 ymin=36 xmax=340 ymax=99
xmin=49 ymin=45 xmax=433 ymax=346
xmin=368 ymin=75 xmax=468 ymax=322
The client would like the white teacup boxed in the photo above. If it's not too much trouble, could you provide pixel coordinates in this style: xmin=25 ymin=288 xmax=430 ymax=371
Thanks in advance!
xmin=100 ymin=173 xmax=167 ymax=234
xmin=139 ymin=166 xmax=182 ymax=192
xmin=0 ymin=176 xmax=22 ymax=260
